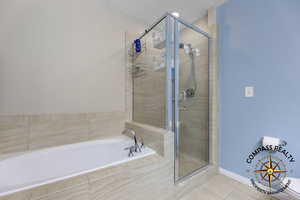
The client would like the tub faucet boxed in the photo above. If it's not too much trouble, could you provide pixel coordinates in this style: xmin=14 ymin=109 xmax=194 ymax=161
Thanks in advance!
xmin=122 ymin=128 xmax=144 ymax=155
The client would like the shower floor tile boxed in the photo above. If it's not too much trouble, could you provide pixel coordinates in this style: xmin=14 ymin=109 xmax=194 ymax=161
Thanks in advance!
xmin=179 ymin=174 xmax=278 ymax=200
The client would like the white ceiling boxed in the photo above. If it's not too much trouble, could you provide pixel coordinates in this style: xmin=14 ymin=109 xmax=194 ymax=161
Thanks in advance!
xmin=108 ymin=0 xmax=226 ymax=25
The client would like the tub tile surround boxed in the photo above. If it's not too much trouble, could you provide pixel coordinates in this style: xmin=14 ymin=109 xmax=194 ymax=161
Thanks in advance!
xmin=0 ymin=112 xmax=126 ymax=156
xmin=0 ymin=115 xmax=29 ymax=155
xmin=0 ymin=120 xmax=219 ymax=200
xmin=29 ymin=114 xmax=90 ymax=150
xmin=0 ymin=155 xmax=171 ymax=200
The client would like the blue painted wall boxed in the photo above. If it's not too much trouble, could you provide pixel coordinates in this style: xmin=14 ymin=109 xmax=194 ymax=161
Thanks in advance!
xmin=218 ymin=0 xmax=300 ymax=178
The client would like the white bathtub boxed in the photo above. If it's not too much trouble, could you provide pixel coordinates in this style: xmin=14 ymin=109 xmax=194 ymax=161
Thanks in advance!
xmin=0 ymin=136 xmax=155 ymax=197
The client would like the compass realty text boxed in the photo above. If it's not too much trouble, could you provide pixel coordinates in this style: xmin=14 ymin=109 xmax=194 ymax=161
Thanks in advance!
xmin=246 ymin=145 xmax=295 ymax=164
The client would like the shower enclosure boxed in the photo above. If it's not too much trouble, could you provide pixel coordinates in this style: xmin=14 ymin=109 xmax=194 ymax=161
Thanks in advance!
xmin=130 ymin=13 xmax=210 ymax=182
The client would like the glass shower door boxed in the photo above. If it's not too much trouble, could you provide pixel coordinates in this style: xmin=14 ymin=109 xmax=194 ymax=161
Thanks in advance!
xmin=174 ymin=21 xmax=210 ymax=180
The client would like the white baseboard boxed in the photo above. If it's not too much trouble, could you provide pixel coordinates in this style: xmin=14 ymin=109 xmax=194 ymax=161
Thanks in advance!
xmin=219 ymin=167 xmax=251 ymax=186
xmin=218 ymin=168 xmax=294 ymax=200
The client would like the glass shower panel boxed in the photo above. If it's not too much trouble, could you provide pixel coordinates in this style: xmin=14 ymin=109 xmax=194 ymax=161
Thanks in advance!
xmin=176 ymin=22 xmax=209 ymax=178
xmin=132 ymin=20 xmax=167 ymax=128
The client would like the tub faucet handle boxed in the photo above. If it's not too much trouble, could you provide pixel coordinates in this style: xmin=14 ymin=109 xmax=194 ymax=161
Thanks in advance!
xmin=134 ymin=136 xmax=144 ymax=152
xmin=128 ymin=146 xmax=135 ymax=157
xmin=124 ymin=146 xmax=135 ymax=157
xmin=139 ymin=136 xmax=144 ymax=149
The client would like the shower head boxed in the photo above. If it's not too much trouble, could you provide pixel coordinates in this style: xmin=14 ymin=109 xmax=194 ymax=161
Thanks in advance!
xmin=179 ymin=43 xmax=199 ymax=56
xmin=179 ymin=43 xmax=191 ymax=54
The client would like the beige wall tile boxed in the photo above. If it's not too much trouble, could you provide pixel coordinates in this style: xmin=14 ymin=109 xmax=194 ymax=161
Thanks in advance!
xmin=0 ymin=115 xmax=29 ymax=155
xmin=29 ymin=114 xmax=89 ymax=150
xmin=0 ymin=112 xmax=126 ymax=156
xmin=88 ymin=112 xmax=125 ymax=140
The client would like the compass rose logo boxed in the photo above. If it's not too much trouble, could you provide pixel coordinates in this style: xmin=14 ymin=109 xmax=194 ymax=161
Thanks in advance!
xmin=246 ymin=144 xmax=295 ymax=195
xmin=254 ymin=155 xmax=287 ymax=190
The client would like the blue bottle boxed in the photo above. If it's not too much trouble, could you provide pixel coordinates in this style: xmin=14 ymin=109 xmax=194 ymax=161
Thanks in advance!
xmin=134 ymin=39 xmax=141 ymax=53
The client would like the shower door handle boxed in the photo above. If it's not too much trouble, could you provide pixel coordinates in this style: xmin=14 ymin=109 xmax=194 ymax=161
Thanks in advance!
xmin=176 ymin=121 xmax=184 ymax=135
xmin=179 ymin=105 xmax=187 ymax=111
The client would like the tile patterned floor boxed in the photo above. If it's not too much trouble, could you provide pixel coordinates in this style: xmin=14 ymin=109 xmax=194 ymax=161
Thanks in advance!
xmin=180 ymin=174 xmax=278 ymax=200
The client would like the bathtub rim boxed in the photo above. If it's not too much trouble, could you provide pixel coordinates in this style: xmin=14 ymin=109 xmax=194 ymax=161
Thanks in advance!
xmin=0 ymin=136 xmax=155 ymax=197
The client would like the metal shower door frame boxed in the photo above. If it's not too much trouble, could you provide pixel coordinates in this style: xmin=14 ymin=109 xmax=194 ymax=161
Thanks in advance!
xmin=165 ymin=15 xmax=175 ymax=131
xmin=172 ymin=15 xmax=212 ymax=183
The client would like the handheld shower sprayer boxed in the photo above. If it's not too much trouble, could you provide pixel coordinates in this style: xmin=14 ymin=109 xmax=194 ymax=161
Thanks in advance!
xmin=179 ymin=43 xmax=199 ymax=98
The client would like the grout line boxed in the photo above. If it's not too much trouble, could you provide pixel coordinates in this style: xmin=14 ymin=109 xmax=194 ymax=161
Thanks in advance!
xmin=26 ymin=115 xmax=31 ymax=151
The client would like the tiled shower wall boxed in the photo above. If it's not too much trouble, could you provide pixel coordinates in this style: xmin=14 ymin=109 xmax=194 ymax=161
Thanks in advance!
xmin=130 ymin=22 xmax=166 ymax=129
xmin=0 ymin=112 xmax=125 ymax=156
